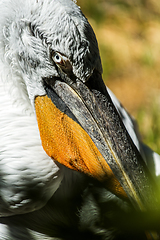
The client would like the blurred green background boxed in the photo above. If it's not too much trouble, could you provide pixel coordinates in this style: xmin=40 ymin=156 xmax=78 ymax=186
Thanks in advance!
xmin=77 ymin=0 xmax=160 ymax=154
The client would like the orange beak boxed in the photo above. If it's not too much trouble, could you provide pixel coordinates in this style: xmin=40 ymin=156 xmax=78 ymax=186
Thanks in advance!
xmin=35 ymin=71 xmax=158 ymax=213
xmin=35 ymin=94 xmax=127 ymax=199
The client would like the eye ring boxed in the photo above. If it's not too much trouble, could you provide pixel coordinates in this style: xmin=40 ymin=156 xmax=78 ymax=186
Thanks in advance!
xmin=52 ymin=52 xmax=64 ymax=65
xmin=53 ymin=52 xmax=62 ymax=63
xmin=51 ymin=51 xmax=72 ymax=73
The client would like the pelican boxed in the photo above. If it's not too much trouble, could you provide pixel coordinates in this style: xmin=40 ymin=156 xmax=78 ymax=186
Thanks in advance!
xmin=0 ymin=0 xmax=160 ymax=239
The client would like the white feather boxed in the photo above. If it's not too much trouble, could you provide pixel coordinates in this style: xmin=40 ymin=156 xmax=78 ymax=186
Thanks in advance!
xmin=0 ymin=80 xmax=63 ymax=216
xmin=0 ymin=0 xmax=159 ymax=239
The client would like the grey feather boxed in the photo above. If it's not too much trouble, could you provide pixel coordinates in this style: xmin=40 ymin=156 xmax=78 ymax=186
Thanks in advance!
xmin=0 ymin=0 xmax=160 ymax=239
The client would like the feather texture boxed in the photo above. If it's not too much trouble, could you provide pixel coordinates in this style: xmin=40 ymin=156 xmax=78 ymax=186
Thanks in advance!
xmin=0 ymin=0 xmax=160 ymax=239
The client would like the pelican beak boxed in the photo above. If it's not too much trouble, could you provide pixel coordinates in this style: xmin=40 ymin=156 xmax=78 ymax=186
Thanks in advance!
xmin=35 ymin=70 xmax=158 ymax=211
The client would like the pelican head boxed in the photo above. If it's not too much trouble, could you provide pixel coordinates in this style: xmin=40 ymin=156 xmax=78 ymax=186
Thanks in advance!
xmin=0 ymin=0 xmax=158 ymax=219
xmin=0 ymin=0 xmax=102 ymax=106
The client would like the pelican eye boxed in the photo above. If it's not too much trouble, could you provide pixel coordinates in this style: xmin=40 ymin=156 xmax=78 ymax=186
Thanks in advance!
xmin=52 ymin=51 xmax=72 ymax=73
xmin=52 ymin=52 xmax=66 ymax=66
xmin=53 ymin=52 xmax=63 ymax=64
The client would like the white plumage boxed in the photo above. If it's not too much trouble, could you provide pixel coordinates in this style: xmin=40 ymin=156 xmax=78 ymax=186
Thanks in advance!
xmin=0 ymin=71 xmax=63 ymax=217
xmin=0 ymin=0 xmax=160 ymax=239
